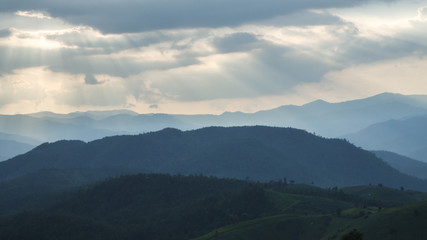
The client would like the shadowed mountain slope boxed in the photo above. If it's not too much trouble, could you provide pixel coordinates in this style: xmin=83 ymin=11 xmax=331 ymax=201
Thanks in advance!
xmin=1 ymin=126 xmax=425 ymax=191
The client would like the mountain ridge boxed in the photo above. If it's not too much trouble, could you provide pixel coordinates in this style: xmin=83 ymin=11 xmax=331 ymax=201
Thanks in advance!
xmin=1 ymin=126 xmax=425 ymax=191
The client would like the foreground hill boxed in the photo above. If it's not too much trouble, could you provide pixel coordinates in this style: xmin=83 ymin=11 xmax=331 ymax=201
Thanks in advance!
xmin=0 ymin=167 xmax=140 ymax=216
xmin=1 ymin=173 xmax=426 ymax=240
xmin=1 ymin=126 xmax=425 ymax=191
xmin=195 ymin=199 xmax=427 ymax=240
xmin=0 ymin=174 xmax=281 ymax=240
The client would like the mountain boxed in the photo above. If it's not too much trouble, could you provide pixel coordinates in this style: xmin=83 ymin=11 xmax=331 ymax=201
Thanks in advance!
xmin=27 ymin=109 xmax=139 ymax=120
xmin=143 ymin=92 xmax=427 ymax=137
xmin=1 ymin=92 xmax=427 ymax=143
xmin=372 ymin=151 xmax=427 ymax=179
xmin=1 ymin=126 xmax=425 ymax=191
xmin=410 ymin=147 xmax=427 ymax=163
xmin=0 ymin=114 xmax=122 ymax=142
xmin=0 ymin=132 xmax=41 ymax=146
xmin=0 ymin=139 xmax=35 ymax=162
xmin=345 ymin=115 xmax=427 ymax=162
xmin=247 ymin=93 xmax=427 ymax=137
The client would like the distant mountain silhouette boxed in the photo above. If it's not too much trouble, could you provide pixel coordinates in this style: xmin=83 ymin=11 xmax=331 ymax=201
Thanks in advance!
xmin=345 ymin=115 xmax=427 ymax=162
xmin=0 ymin=132 xmax=41 ymax=146
xmin=27 ymin=109 xmax=139 ymax=120
xmin=1 ymin=93 xmax=427 ymax=145
xmin=410 ymin=147 xmax=427 ymax=163
xmin=0 ymin=139 xmax=35 ymax=162
xmin=247 ymin=93 xmax=427 ymax=137
xmin=0 ymin=115 xmax=122 ymax=142
xmin=1 ymin=126 xmax=425 ymax=191
xmin=372 ymin=151 xmax=427 ymax=179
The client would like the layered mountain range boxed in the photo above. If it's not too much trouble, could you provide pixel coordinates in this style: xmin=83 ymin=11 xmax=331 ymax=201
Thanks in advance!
xmin=1 ymin=92 xmax=427 ymax=162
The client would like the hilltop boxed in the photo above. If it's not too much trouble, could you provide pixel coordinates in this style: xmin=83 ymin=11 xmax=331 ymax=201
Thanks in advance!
xmin=1 ymin=126 xmax=425 ymax=191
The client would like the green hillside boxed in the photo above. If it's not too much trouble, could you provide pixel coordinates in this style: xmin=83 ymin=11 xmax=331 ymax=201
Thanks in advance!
xmin=195 ymin=199 xmax=427 ymax=240
xmin=1 ymin=173 xmax=427 ymax=240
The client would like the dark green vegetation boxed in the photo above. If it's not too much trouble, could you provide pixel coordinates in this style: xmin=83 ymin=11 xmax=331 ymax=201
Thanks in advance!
xmin=195 ymin=192 xmax=427 ymax=240
xmin=1 ymin=173 xmax=427 ymax=240
xmin=1 ymin=126 xmax=426 ymax=191
xmin=0 ymin=168 xmax=140 ymax=216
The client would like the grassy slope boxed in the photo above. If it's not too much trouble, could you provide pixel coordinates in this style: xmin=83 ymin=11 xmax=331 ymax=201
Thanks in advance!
xmin=195 ymin=191 xmax=427 ymax=240
xmin=342 ymin=185 xmax=427 ymax=207
xmin=193 ymin=214 xmax=332 ymax=240
xmin=323 ymin=200 xmax=427 ymax=240
xmin=194 ymin=190 xmax=351 ymax=240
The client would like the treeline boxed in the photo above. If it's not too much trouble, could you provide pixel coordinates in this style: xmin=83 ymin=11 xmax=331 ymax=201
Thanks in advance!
xmin=0 ymin=174 xmax=276 ymax=240
xmin=1 ymin=173 xmax=425 ymax=240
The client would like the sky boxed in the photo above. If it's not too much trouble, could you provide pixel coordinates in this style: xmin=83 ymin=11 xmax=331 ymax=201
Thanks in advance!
xmin=1 ymin=0 xmax=427 ymax=114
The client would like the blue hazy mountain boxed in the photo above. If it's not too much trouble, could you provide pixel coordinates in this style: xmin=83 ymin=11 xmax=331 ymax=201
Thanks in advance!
xmin=0 ymin=114 xmax=123 ymax=142
xmin=0 ymin=132 xmax=39 ymax=161
xmin=0 ymin=139 xmax=34 ymax=162
xmin=1 ymin=126 xmax=425 ymax=191
xmin=1 ymin=92 xmax=427 ymax=151
xmin=246 ymin=92 xmax=427 ymax=137
xmin=27 ymin=109 xmax=139 ymax=120
xmin=345 ymin=115 xmax=427 ymax=162
xmin=373 ymin=150 xmax=427 ymax=179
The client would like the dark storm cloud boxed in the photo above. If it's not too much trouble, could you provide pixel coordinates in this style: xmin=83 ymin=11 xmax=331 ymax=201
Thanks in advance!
xmin=0 ymin=0 xmax=389 ymax=34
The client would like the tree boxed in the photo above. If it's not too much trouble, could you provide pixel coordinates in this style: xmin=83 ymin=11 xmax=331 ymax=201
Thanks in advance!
xmin=341 ymin=229 xmax=363 ymax=240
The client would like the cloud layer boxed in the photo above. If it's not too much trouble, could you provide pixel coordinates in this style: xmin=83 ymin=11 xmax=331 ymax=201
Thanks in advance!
xmin=1 ymin=0 xmax=387 ymax=33
xmin=0 ymin=0 xmax=426 ymax=114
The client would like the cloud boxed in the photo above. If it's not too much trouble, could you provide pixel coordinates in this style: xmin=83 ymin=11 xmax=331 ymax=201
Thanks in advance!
xmin=15 ymin=10 xmax=52 ymax=19
xmin=84 ymin=74 xmax=102 ymax=85
xmin=294 ymin=56 xmax=427 ymax=102
xmin=418 ymin=6 xmax=427 ymax=21
xmin=0 ymin=0 xmax=387 ymax=34
xmin=254 ymin=10 xmax=346 ymax=26
xmin=1 ymin=0 xmax=427 ymax=115
xmin=0 ymin=28 xmax=11 ymax=38
xmin=213 ymin=32 xmax=260 ymax=53
xmin=0 ymin=46 xmax=62 ymax=74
